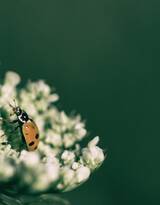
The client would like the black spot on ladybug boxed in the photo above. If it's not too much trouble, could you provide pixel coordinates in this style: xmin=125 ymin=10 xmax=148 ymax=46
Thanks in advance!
xmin=29 ymin=141 xmax=35 ymax=146
xmin=34 ymin=146 xmax=37 ymax=150
xmin=35 ymin=134 xmax=39 ymax=139
xmin=25 ymin=133 xmax=29 ymax=135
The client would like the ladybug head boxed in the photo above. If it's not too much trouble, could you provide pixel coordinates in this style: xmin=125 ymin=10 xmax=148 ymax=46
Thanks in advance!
xmin=13 ymin=106 xmax=29 ymax=123
xmin=9 ymin=100 xmax=29 ymax=122
xmin=15 ymin=107 xmax=22 ymax=116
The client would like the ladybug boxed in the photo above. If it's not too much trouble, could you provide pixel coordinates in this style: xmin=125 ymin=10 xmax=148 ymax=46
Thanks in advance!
xmin=9 ymin=103 xmax=39 ymax=151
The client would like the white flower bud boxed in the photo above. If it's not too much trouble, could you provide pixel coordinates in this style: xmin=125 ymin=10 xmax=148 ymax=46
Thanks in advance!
xmin=61 ymin=150 xmax=75 ymax=165
xmin=61 ymin=167 xmax=75 ymax=187
xmin=45 ymin=162 xmax=59 ymax=182
xmin=46 ymin=131 xmax=62 ymax=147
xmin=75 ymin=166 xmax=90 ymax=183
xmin=0 ymin=156 xmax=15 ymax=181
xmin=60 ymin=111 xmax=68 ymax=124
xmin=37 ymin=80 xmax=50 ymax=96
xmin=72 ymin=162 xmax=79 ymax=170
xmin=76 ymin=128 xmax=87 ymax=140
xmin=63 ymin=133 xmax=75 ymax=148
xmin=82 ymin=137 xmax=105 ymax=170
xmin=5 ymin=71 xmax=21 ymax=86
xmin=31 ymin=174 xmax=50 ymax=191
xmin=19 ymin=150 xmax=40 ymax=167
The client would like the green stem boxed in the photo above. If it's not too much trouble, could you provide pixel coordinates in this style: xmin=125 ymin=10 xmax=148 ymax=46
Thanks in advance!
xmin=0 ymin=193 xmax=71 ymax=205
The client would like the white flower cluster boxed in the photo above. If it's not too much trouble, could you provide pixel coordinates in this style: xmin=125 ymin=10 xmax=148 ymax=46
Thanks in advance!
xmin=0 ymin=71 xmax=105 ymax=194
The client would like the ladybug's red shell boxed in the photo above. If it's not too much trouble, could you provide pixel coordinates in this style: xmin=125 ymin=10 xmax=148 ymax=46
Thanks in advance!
xmin=22 ymin=120 xmax=39 ymax=151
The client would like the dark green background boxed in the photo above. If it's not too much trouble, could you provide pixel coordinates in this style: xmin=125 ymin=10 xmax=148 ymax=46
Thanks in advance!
xmin=0 ymin=0 xmax=159 ymax=204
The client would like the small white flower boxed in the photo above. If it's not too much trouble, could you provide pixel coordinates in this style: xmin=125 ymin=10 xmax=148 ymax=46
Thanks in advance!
xmin=0 ymin=156 xmax=15 ymax=181
xmin=19 ymin=150 xmax=40 ymax=167
xmin=60 ymin=167 xmax=75 ymax=189
xmin=31 ymin=174 xmax=50 ymax=191
xmin=31 ymin=159 xmax=59 ymax=192
xmin=45 ymin=162 xmax=59 ymax=182
xmin=72 ymin=162 xmax=80 ymax=170
xmin=0 ymin=84 xmax=17 ymax=106
xmin=5 ymin=71 xmax=20 ymax=86
xmin=82 ymin=136 xmax=105 ymax=170
xmin=62 ymin=165 xmax=91 ymax=192
xmin=35 ymin=80 xmax=51 ymax=96
xmin=63 ymin=133 xmax=75 ymax=148
xmin=38 ymin=141 xmax=60 ymax=157
xmin=60 ymin=111 xmax=69 ymax=124
xmin=46 ymin=131 xmax=62 ymax=147
xmin=76 ymin=128 xmax=87 ymax=140
xmin=75 ymin=166 xmax=90 ymax=183
xmin=61 ymin=150 xmax=75 ymax=165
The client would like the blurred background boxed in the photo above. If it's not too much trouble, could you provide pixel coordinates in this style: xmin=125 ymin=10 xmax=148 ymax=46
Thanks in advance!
xmin=0 ymin=0 xmax=159 ymax=205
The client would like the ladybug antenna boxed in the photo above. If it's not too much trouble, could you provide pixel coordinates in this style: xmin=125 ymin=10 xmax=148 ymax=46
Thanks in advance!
xmin=13 ymin=99 xmax=17 ymax=108
xmin=8 ymin=99 xmax=17 ymax=111
xmin=8 ymin=102 xmax=15 ymax=109
xmin=8 ymin=102 xmax=16 ymax=116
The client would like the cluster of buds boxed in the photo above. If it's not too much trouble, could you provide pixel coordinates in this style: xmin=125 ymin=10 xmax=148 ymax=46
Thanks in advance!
xmin=0 ymin=71 xmax=105 ymax=193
